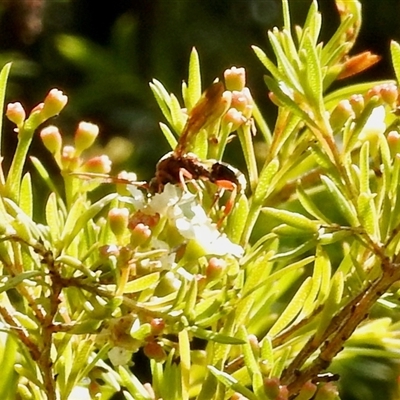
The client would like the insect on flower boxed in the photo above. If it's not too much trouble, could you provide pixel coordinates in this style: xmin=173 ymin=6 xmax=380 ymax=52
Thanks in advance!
xmin=150 ymin=81 xmax=247 ymax=220
xmin=72 ymin=81 xmax=246 ymax=223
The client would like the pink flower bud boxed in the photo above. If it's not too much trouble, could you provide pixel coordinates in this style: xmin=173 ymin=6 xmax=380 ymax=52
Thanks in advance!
xmin=81 ymin=155 xmax=112 ymax=174
xmin=264 ymin=377 xmax=281 ymax=398
xmin=230 ymin=394 xmax=249 ymax=400
xmin=6 ymin=102 xmax=26 ymax=127
xmin=380 ymin=82 xmax=398 ymax=108
xmin=108 ymin=207 xmax=129 ymax=238
xmin=248 ymin=334 xmax=260 ymax=356
xmin=206 ymin=257 xmax=226 ymax=281
xmin=61 ymin=145 xmax=79 ymax=171
xmin=74 ymin=121 xmax=99 ymax=154
xmin=99 ymin=244 xmax=120 ymax=258
xmin=314 ymin=382 xmax=339 ymax=400
xmin=143 ymin=341 xmax=166 ymax=362
xmin=129 ymin=222 xmax=151 ymax=247
xmin=150 ymin=318 xmax=165 ymax=336
xmin=40 ymin=125 xmax=62 ymax=155
xmin=329 ymin=99 xmax=354 ymax=131
xmin=297 ymin=381 xmax=317 ymax=400
xmin=223 ymin=108 xmax=246 ymax=131
xmin=349 ymin=94 xmax=364 ymax=117
xmin=387 ymin=130 xmax=400 ymax=158
xmin=42 ymin=89 xmax=68 ymax=120
xmin=224 ymin=66 xmax=246 ymax=91
xmin=268 ymin=91 xmax=284 ymax=107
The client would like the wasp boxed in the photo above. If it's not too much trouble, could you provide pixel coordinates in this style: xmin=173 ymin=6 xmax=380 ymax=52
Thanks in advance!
xmin=73 ymin=81 xmax=246 ymax=221
xmin=150 ymin=81 xmax=246 ymax=219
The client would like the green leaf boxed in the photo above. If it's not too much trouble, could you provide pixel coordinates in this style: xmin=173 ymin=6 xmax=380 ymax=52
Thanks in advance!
xmin=268 ymin=31 xmax=301 ymax=92
xmin=226 ymin=193 xmax=249 ymax=245
xmin=0 ymin=271 xmax=42 ymax=294
xmin=357 ymin=192 xmax=377 ymax=237
xmin=63 ymin=339 xmax=96 ymax=398
xmin=19 ymin=173 xmax=33 ymax=218
xmin=169 ymin=93 xmax=186 ymax=135
xmin=252 ymin=46 xmax=286 ymax=83
xmin=118 ymin=366 xmax=152 ymax=400
xmin=122 ymin=272 xmax=160 ymax=293
xmin=320 ymin=175 xmax=359 ymax=226
xmin=302 ymin=32 xmax=323 ymax=110
xmin=301 ymin=0 xmax=321 ymax=46
xmin=189 ymin=326 xmax=245 ymax=345
xmin=178 ymin=330 xmax=190 ymax=400
xmin=253 ymin=159 xmax=279 ymax=205
xmin=314 ymin=271 xmax=344 ymax=342
xmin=45 ymin=192 xmax=61 ymax=243
xmin=391 ymin=41 xmax=400 ymax=84
xmin=159 ymin=122 xmax=178 ymax=150
xmin=0 ymin=335 xmax=17 ymax=400
xmin=0 ymin=63 xmax=12 ymax=156
xmin=262 ymin=207 xmax=319 ymax=233
xmin=208 ymin=366 xmax=258 ymax=400
xmin=61 ymin=193 xmax=117 ymax=250
xmin=359 ymin=141 xmax=370 ymax=194
xmin=30 ymin=156 xmax=62 ymax=200
xmin=263 ymin=76 xmax=316 ymax=128
xmin=150 ymin=79 xmax=173 ymax=126
xmin=297 ymin=184 xmax=331 ymax=223
xmin=186 ymin=47 xmax=202 ymax=110
xmin=268 ymin=277 xmax=313 ymax=337
xmin=321 ymin=14 xmax=354 ymax=66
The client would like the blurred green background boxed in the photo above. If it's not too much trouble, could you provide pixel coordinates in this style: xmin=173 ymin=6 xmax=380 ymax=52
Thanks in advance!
xmin=1 ymin=0 xmax=399 ymax=181
xmin=1 ymin=1 xmax=400 ymax=399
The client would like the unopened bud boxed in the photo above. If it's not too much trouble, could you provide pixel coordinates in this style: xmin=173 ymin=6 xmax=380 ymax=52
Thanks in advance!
xmin=206 ymin=257 xmax=226 ymax=281
xmin=387 ymin=130 xmax=400 ymax=156
xmin=99 ymin=244 xmax=120 ymax=258
xmin=380 ymin=83 xmax=398 ymax=108
xmin=248 ymin=334 xmax=260 ymax=356
xmin=314 ymin=382 xmax=339 ymax=400
xmin=264 ymin=377 xmax=281 ymax=398
xmin=295 ymin=381 xmax=317 ymax=400
xmin=223 ymin=108 xmax=246 ymax=131
xmin=143 ymin=341 xmax=166 ymax=362
xmin=224 ymin=66 xmax=246 ymax=91
xmin=129 ymin=222 xmax=151 ymax=247
xmin=150 ymin=318 xmax=165 ymax=336
xmin=81 ymin=155 xmax=112 ymax=174
xmin=329 ymin=99 xmax=354 ymax=131
xmin=349 ymin=94 xmax=364 ymax=117
xmin=41 ymin=88 xmax=68 ymax=120
xmin=108 ymin=208 xmax=129 ymax=238
xmin=61 ymin=145 xmax=79 ymax=171
xmin=40 ymin=125 xmax=62 ymax=155
xmin=230 ymin=394 xmax=249 ymax=400
xmin=269 ymin=91 xmax=284 ymax=107
xmin=6 ymin=102 xmax=26 ymax=127
xmin=74 ymin=121 xmax=99 ymax=154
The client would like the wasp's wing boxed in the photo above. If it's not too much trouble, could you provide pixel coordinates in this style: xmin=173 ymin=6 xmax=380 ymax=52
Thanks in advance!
xmin=70 ymin=172 xmax=148 ymax=187
xmin=175 ymin=81 xmax=225 ymax=156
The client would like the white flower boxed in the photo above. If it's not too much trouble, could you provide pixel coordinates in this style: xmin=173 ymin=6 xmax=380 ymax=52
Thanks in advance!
xmin=358 ymin=105 xmax=386 ymax=142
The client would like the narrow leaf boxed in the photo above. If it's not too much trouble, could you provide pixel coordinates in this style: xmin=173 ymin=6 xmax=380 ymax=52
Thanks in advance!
xmin=320 ymin=175 xmax=359 ymax=226
xmin=0 ymin=63 xmax=12 ymax=156
xmin=187 ymin=47 xmax=202 ymax=110
xmin=262 ymin=207 xmax=319 ymax=233
xmin=178 ymin=330 xmax=190 ymax=400
xmin=391 ymin=41 xmax=400 ymax=84
xmin=268 ymin=277 xmax=313 ymax=337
